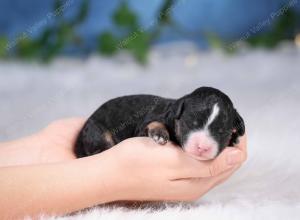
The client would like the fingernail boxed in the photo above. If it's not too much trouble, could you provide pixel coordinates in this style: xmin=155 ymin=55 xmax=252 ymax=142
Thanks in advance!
xmin=226 ymin=150 xmax=242 ymax=165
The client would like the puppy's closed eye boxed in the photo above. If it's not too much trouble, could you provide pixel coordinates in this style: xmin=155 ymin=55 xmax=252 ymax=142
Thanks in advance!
xmin=193 ymin=121 xmax=198 ymax=126
xmin=218 ymin=128 xmax=224 ymax=133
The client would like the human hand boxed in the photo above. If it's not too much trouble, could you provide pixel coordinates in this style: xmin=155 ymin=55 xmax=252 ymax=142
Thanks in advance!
xmin=97 ymin=135 xmax=247 ymax=202
xmin=0 ymin=118 xmax=86 ymax=166
xmin=1 ymin=117 xmax=246 ymax=202
xmin=27 ymin=118 xmax=247 ymax=202
xmin=0 ymin=118 xmax=246 ymax=219
xmin=36 ymin=117 xmax=86 ymax=163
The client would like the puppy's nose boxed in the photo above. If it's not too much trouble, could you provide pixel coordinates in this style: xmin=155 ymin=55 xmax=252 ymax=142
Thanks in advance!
xmin=183 ymin=130 xmax=219 ymax=160
xmin=197 ymin=145 xmax=212 ymax=155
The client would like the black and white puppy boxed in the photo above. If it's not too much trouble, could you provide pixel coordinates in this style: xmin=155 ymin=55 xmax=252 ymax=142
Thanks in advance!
xmin=75 ymin=87 xmax=245 ymax=160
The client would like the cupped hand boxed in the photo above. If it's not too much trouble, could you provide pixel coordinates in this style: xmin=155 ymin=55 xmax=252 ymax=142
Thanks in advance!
xmin=0 ymin=118 xmax=247 ymax=219
xmin=36 ymin=117 xmax=86 ymax=163
xmin=101 ymin=135 xmax=247 ymax=202
xmin=4 ymin=117 xmax=246 ymax=202
xmin=0 ymin=118 xmax=86 ymax=166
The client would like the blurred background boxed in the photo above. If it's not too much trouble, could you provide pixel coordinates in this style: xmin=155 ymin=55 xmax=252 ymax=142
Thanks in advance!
xmin=1 ymin=1 xmax=300 ymax=219
xmin=0 ymin=0 xmax=299 ymax=141
xmin=1 ymin=0 xmax=300 ymax=62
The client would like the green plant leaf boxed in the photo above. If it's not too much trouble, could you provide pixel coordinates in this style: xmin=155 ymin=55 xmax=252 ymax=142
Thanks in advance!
xmin=157 ymin=0 xmax=174 ymax=25
xmin=247 ymin=9 xmax=297 ymax=48
xmin=72 ymin=0 xmax=89 ymax=25
xmin=16 ymin=37 xmax=39 ymax=59
xmin=0 ymin=36 xmax=8 ymax=58
xmin=113 ymin=2 xmax=137 ymax=28
xmin=125 ymin=31 xmax=150 ymax=64
xmin=58 ymin=22 xmax=74 ymax=41
xmin=98 ymin=32 xmax=118 ymax=55
xmin=206 ymin=32 xmax=223 ymax=49
xmin=54 ymin=0 xmax=64 ymax=19
xmin=41 ymin=40 xmax=64 ymax=62
xmin=206 ymin=32 xmax=236 ymax=54
xmin=37 ymin=28 xmax=54 ymax=47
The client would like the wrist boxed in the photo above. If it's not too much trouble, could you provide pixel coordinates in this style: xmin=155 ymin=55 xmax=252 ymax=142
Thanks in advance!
xmin=0 ymin=134 xmax=44 ymax=167
xmin=81 ymin=151 xmax=125 ymax=204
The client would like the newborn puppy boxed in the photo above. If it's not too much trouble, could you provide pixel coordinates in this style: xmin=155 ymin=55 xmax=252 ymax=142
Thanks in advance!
xmin=75 ymin=87 xmax=245 ymax=160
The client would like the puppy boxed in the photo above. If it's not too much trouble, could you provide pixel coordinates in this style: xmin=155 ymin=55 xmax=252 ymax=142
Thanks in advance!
xmin=75 ymin=87 xmax=245 ymax=160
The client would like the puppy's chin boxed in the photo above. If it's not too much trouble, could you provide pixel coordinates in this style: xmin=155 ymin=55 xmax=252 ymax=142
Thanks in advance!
xmin=185 ymin=154 xmax=215 ymax=161
xmin=182 ymin=130 xmax=219 ymax=160
xmin=183 ymin=149 xmax=217 ymax=161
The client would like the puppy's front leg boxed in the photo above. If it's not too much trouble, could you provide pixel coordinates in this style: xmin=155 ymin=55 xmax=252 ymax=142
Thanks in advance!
xmin=146 ymin=121 xmax=170 ymax=145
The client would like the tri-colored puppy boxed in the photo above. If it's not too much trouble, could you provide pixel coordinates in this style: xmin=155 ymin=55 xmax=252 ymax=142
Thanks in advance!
xmin=75 ymin=87 xmax=245 ymax=160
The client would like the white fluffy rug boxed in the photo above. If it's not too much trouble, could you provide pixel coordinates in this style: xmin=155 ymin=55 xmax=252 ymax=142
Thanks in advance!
xmin=1 ymin=42 xmax=300 ymax=219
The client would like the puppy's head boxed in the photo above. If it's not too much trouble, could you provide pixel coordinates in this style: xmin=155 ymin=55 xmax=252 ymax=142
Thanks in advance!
xmin=173 ymin=87 xmax=245 ymax=160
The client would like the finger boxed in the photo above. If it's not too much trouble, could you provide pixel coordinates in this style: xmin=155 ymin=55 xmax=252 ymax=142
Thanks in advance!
xmin=221 ymin=133 xmax=247 ymax=164
xmin=203 ymin=164 xmax=241 ymax=188
xmin=169 ymin=165 xmax=240 ymax=201
xmin=234 ymin=134 xmax=247 ymax=152
xmin=58 ymin=117 xmax=87 ymax=131
xmin=174 ymin=165 xmax=240 ymax=193
xmin=173 ymin=147 xmax=243 ymax=179
xmin=233 ymin=133 xmax=247 ymax=162
xmin=45 ymin=117 xmax=86 ymax=132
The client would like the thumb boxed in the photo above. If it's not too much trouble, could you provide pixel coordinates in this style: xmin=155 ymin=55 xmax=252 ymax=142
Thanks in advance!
xmin=178 ymin=148 xmax=243 ymax=178
xmin=205 ymin=148 xmax=243 ymax=177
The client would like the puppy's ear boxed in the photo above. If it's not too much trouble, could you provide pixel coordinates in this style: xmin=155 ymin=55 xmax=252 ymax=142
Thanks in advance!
xmin=229 ymin=109 xmax=245 ymax=146
xmin=173 ymin=100 xmax=185 ymax=119
xmin=233 ymin=109 xmax=245 ymax=136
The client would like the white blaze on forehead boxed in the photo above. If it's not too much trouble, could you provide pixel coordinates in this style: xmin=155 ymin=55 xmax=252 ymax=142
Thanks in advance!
xmin=205 ymin=103 xmax=220 ymax=129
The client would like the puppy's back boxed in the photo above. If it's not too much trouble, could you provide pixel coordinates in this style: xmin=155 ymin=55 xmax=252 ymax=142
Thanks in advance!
xmin=75 ymin=94 xmax=168 ymax=157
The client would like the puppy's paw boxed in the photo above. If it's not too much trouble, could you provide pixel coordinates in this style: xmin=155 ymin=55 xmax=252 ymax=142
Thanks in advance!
xmin=148 ymin=128 xmax=169 ymax=145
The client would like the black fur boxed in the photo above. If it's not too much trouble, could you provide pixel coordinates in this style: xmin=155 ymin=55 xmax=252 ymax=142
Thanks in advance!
xmin=75 ymin=87 xmax=245 ymax=158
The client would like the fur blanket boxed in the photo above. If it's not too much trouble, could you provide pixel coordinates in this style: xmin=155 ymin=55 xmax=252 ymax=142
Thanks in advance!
xmin=0 ymin=42 xmax=299 ymax=219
